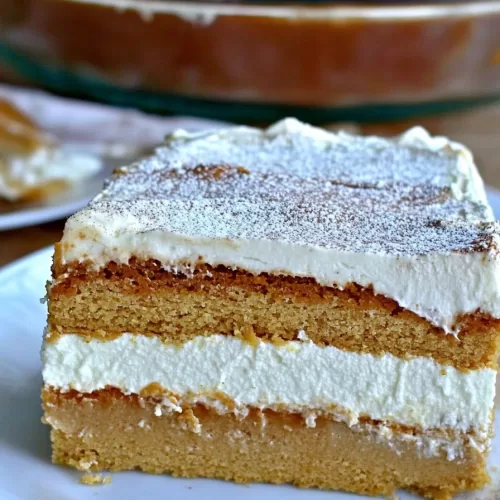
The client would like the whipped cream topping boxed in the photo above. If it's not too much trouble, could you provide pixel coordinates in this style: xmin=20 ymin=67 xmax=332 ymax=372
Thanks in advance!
xmin=0 ymin=146 xmax=101 ymax=201
xmin=58 ymin=119 xmax=500 ymax=332
xmin=42 ymin=333 xmax=496 ymax=433
xmin=97 ymin=164 xmax=492 ymax=222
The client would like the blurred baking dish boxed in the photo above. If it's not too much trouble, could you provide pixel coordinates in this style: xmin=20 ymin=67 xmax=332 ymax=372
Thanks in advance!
xmin=1 ymin=0 xmax=499 ymax=121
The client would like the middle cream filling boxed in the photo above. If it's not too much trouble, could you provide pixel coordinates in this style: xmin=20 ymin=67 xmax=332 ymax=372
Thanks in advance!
xmin=41 ymin=332 xmax=495 ymax=434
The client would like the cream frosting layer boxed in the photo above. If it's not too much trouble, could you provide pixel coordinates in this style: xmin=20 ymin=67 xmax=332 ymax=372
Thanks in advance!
xmin=0 ymin=146 xmax=101 ymax=201
xmin=57 ymin=119 xmax=499 ymax=332
xmin=41 ymin=333 xmax=496 ymax=433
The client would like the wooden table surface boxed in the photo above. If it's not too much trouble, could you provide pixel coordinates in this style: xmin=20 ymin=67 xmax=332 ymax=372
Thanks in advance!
xmin=2 ymin=102 xmax=500 ymax=268
xmin=1 ymin=220 xmax=64 ymax=268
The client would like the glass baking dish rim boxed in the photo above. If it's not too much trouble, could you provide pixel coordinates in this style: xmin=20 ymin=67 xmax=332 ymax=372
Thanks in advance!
xmin=63 ymin=0 xmax=500 ymax=21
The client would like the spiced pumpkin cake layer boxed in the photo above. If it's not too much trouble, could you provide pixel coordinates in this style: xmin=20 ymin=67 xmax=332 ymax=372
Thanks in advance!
xmin=48 ymin=263 xmax=500 ymax=371
xmin=42 ymin=388 xmax=489 ymax=499
xmin=42 ymin=119 xmax=500 ymax=499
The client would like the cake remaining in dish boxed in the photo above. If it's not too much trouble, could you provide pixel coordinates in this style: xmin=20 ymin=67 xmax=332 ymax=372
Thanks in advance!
xmin=42 ymin=119 xmax=500 ymax=499
xmin=0 ymin=97 xmax=100 ymax=203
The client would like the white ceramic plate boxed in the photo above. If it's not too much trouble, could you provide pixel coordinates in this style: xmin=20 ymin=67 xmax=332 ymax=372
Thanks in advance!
xmin=2 ymin=196 xmax=500 ymax=500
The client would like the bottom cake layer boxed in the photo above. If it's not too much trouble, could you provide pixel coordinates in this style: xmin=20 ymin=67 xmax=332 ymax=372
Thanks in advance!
xmin=42 ymin=389 xmax=489 ymax=500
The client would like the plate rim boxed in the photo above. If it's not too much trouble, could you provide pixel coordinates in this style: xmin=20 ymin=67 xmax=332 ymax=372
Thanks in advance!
xmin=0 ymin=197 xmax=90 ymax=232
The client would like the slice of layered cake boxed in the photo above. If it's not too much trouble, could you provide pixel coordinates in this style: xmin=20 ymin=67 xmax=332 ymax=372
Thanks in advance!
xmin=42 ymin=119 xmax=500 ymax=499
xmin=0 ymin=97 xmax=100 ymax=203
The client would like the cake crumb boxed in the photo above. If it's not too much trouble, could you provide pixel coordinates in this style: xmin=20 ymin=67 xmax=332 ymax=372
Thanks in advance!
xmin=297 ymin=330 xmax=311 ymax=342
xmin=180 ymin=408 xmax=202 ymax=434
xmin=270 ymin=335 xmax=287 ymax=346
xmin=79 ymin=473 xmax=112 ymax=486
xmin=235 ymin=325 xmax=260 ymax=347
xmin=137 ymin=419 xmax=151 ymax=430
xmin=305 ymin=413 xmax=317 ymax=428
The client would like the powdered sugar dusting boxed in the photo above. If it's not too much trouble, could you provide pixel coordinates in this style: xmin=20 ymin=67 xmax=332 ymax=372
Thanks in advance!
xmin=96 ymin=165 xmax=491 ymax=225
xmin=87 ymin=118 xmax=494 ymax=254
xmin=86 ymin=118 xmax=498 ymax=256
xmin=79 ymin=196 xmax=499 ymax=256
xmin=101 ymin=118 xmax=488 ymax=204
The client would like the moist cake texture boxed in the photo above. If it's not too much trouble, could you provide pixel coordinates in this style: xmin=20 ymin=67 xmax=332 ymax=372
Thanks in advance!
xmin=42 ymin=118 xmax=500 ymax=499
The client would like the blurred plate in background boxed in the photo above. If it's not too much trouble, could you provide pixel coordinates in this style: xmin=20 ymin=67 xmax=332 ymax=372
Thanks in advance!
xmin=0 ymin=85 xmax=227 ymax=230
xmin=0 ymin=153 xmax=111 ymax=231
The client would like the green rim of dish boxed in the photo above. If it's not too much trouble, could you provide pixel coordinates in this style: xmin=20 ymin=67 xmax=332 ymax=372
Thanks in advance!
xmin=1 ymin=42 xmax=499 ymax=123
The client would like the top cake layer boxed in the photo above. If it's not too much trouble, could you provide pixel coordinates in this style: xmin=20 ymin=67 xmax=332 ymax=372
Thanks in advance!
xmin=57 ymin=119 xmax=500 ymax=332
